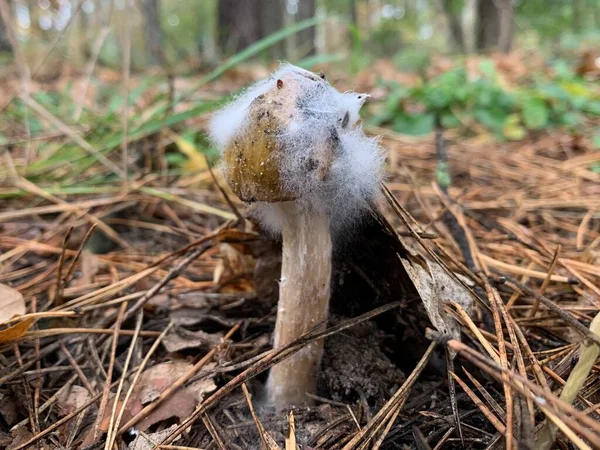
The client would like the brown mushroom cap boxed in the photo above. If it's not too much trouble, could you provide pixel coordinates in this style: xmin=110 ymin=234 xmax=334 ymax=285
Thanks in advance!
xmin=222 ymin=71 xmax=333 ymax=203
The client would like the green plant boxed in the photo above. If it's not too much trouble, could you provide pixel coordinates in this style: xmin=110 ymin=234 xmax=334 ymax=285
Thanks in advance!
xmin=369 ymin=59 xmax=600 ymax=140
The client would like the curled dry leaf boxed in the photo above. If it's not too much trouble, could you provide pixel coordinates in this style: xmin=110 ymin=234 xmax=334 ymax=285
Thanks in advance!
xmin=0 ymin=283 xmax=25 ymax=324
xmin=0 ymin=318 xmax=35 ymax=344
xmin=129 ymin=424 xmax=179 ymax=450
xmin=162 ymin=326 xmax=223 ymax=353
xmin=98 ymin=361 xmax=217 ymax=434
xmin=398 ymin=246 xmax=474 ymax=344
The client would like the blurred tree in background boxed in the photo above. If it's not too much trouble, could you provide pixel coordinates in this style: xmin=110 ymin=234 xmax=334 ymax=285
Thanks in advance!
xmin=0 ymin=0 xmax=599 ymax=74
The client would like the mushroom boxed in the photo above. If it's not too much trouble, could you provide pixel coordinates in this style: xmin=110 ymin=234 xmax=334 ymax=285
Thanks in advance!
xmin=210 ymin=64 xmax=384 ymax=409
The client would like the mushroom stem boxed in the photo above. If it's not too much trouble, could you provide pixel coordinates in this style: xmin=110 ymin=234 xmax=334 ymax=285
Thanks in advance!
xmin=266 ymin=202 xmax=332 ymax=409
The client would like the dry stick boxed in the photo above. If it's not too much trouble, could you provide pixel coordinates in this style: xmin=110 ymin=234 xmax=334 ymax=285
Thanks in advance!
xmin=371 ymin=406 xmax=402 ymax=450
xmin=10 ymin=366 xmax=140 ymax=450
xmin=529 ymin=244 xmax=561 ymax=317
xmin=117 ymin=323 xmax=240 ymax=434
xmin=110 ymin=321 xmax=174 ymax=437
xmin=341 ymin=341 xmax=438 ymax=450
xmin=485 ymin=281 xmax=514 ymax=450
xmin=22 ymin=328 xmax=160 ymax=341
xmin=10 ymin=374 xmax=79 ymax=431
xmin=463 ymin=369 xmax=506 ymax=421
xmin=242 ymin=383 xmax=282 ymax=450
xmin=120 ymin=240 xmax=216 ymax=325
xmin=488 ymin=283 xmax=535 ymax=443
xmin=62 ymin=223 xmax=99 ymax=287
xmin=55 ymin=226 xmax=74 ymax=306
xmin=0 ymin=338 xmax=71 ymax=385
xmin=202 ymin=413 xmax=228 ymax=450
xmin=451 ymin=301 xmax=500 ymax=362
xmin=72 ymin=0 xmax=113 ymax=120
xmin=72 ymin=25 xmax=111 ymax=121
xmin=12 ymin=344 xmax=39 ymax=435
xmin=159 ymin=302 xmax=403 ymax=446
xmin=0 ymin=197 xmax=128 ymax=222
xmin=93 ymin=302 xmax=127 ymax=441
xmin=60 ymin=341 xmax=96 ymax=394
xmin=426 ymin=330 xmax=600 ymax=448
xmin=105 ymin=309 xmax=143 ymax=450
xmin=31 ymin=298 xmax=42 ymax=436
xmin=504 ymin=275 xmax=600 ymax=348
xmin=536 ymin=311 xmax=600 ymax=450
xmin=14 ymin=177 xmax=128 ymax=249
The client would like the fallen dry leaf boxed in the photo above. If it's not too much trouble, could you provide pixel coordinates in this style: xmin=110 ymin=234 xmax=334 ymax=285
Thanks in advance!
xmin=0 ymin=318 xmax=35 ymax=344
xmin=95 ymin=361 xmax=217 ymax=435
xmin=0 ymin=393 xmax=20 ymax=427
xmin=162 ymin=326 xmax=223 ymax=353
xmin=129 ymin=424 xmax=179 ymax=450
xmin=135 ymin=361 xmax=217 ymax=431
xmin=57 ymin=385 xmax=91 ymax=416
xmin=399 ymin=247 xmax=474 ymax=343
xmin=0 ymin=284 xmax=25 ymax=324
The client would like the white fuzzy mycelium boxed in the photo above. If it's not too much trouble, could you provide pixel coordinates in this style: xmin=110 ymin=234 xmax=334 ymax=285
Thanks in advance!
xmin=209 ymin=63 xmax=385 ymax=237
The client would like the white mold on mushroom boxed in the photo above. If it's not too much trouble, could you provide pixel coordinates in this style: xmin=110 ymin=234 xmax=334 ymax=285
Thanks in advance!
xmin=209 ymin=63 xmax=385 ymax=237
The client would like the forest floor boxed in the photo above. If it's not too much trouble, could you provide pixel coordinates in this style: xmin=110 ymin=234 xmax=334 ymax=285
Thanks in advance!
xmin=1 ymin=56 xmax=600 ymax=450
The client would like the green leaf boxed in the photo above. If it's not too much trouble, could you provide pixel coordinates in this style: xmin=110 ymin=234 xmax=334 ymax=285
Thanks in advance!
xmin=584 ymin=101 xmax=600 ymax=116
xmin=478 ymin=59 xmax=496 ymax=79
xmin=440 ymin=111 xmax=461 ymax=129
xmin=592 ymin=133 xmax=600 ymax=150
xmin=393 ymin=113 xmax=435 ymax=136
xmin=522 ymin=97 xmax=549 ymax=130
xmin=474 ymin=108 xmax=506 ymax=133
xmin=503 ymin=114 xmax=526 ymax=141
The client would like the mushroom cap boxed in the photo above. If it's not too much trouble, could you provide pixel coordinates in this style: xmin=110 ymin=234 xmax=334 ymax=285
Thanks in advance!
xmin=210 ymin=64 xmax=384 ymax=235
xmin=222 ymin=68 xmax=343 ymax=203
xmin=222 ymin=71 xmax=306 ymax=203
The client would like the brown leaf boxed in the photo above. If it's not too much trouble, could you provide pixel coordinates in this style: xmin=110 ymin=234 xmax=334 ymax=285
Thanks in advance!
xmin=0 ymin=318 xmax=35 ymax=343
xmin=398 ymin=247 xmax=474 ymax=343
xmin=125 ymin=361 xmax=216 ymax=433
xmin=0 ymin=283 xmax=25 ymax=324
xmin=57 ymin=385 xmax=91 ymax=416
xmin=129 ymin=424 xmax=179 ymax=450
xmin=162 ymin=326 xmax=223 ymax=353
xmin=0 ymin=393 xmax=20 ymax=427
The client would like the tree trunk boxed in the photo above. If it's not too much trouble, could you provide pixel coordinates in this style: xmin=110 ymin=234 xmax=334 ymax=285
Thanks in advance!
xmin=573 ymin=0 xmax=583 ymax=30
xmin=259 ymin=0 xmax=285 ymax=59
xmin=296 ymin=0 xmax=316 ymax=56
xmin=143 ymin=0 xmax=163 ymax=65
xmin=475 ymin=0 xmax=512 ymax=53
xmin=441 ymin=0 xmax=465 ymax=53
xmin=0 ymin=11 xmax=11 ymax=53
xmin=497 ymin=0 xmax=513 ymax=53
xmin=218 ymin=0 xmax=261 ymax=54
xmin=350 ymin=0 xmax=358 ymax=26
